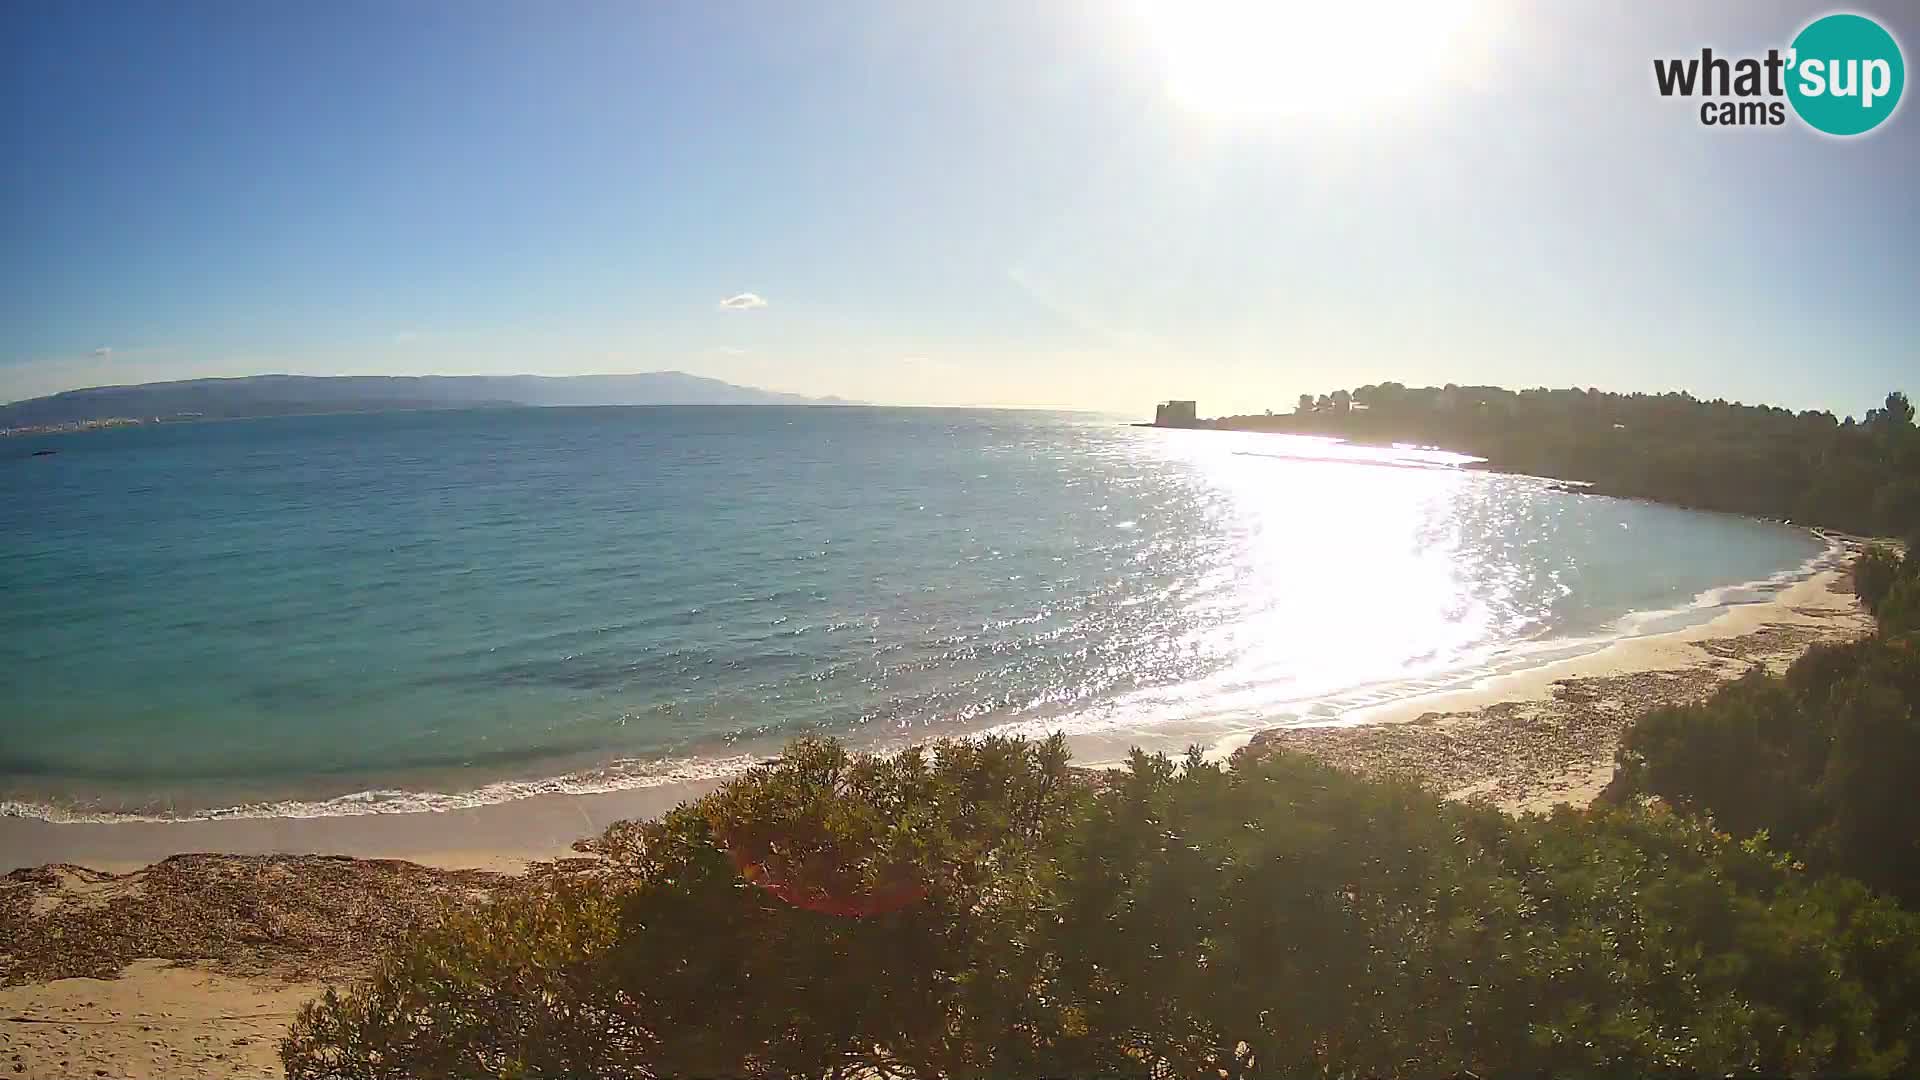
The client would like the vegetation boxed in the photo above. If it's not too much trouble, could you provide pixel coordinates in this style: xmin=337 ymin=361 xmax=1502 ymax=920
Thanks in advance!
xmin=278 ymin=525 xmax=1920 ymax=1079
xmin=285 ymin=732 xmax=1920 ymax=1078
xmin=274 ymin=389 xmax=1919 ymax=1076
xmin=1215 ymin=385 xmax=1918 ymax=537
xmin=1616 ymin=542 xmax=1920 ymax=903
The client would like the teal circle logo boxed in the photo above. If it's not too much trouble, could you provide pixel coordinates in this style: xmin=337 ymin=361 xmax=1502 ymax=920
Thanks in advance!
xmin=1786 ymin=13 xmax=1905 ymax=135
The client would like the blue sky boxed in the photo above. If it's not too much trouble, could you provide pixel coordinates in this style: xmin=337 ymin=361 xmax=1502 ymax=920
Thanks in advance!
xmin=3 ymin=1 xmax=1915 ymax=416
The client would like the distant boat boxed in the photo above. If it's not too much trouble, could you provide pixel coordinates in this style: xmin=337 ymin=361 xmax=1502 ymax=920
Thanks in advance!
xmin=30 ymin=449 xmax=57 ymax=456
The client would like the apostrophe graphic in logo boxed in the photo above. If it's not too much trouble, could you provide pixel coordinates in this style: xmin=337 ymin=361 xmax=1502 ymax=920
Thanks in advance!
xmin=1786 ymin=13 xmax=1905 ymax=135
xmin=1653 ymin=11 xmax=1905 ymax=136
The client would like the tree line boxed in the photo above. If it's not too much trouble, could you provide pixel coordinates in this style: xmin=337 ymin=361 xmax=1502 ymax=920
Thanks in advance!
xmin=1214 ymin=385 xmax=1918 ymax=538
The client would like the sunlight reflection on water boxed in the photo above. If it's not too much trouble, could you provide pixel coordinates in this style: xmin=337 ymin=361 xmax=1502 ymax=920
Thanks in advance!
xmin=0 ymin=411 xmax=1823 ymax=818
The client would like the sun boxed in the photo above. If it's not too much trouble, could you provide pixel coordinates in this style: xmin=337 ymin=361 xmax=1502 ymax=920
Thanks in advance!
xmin=1134 ymin=0 xmax=1489 ymax=124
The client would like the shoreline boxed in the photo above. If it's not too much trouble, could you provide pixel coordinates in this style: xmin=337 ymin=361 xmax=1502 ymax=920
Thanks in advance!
xmin=1237 ymin=560 xmax=1872 ymax=813
xmin=0 ymin=773 xmax=720 ymax=877
xmin=1 ymin=538 xmax=1863 ymax=875
xmin=1 ymin=553 xmax=1877 ymax=1080
xmin=2 ymin=428 xmax=1835 ymax=831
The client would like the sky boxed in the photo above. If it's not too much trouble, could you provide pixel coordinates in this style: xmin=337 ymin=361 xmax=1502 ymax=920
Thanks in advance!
xmin=2 ymin=1 xmax=1915 ymax=417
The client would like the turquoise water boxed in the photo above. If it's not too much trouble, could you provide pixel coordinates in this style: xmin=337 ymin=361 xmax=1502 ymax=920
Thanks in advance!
xmin=0 ymin=407 xmax=1827 ymax=819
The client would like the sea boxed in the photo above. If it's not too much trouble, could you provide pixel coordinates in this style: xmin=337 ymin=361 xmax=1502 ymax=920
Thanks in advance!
xmin=0 ymin=406 xmax=1832 ymax=821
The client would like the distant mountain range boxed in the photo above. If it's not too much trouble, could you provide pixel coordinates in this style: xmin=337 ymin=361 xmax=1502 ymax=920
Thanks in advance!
xmin=0 ymin=372 xmax=856 ymax=428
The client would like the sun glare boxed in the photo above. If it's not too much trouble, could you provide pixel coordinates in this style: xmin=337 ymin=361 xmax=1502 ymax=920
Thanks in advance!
xmin=1136 ymin=0 xmax=1488 ymax=124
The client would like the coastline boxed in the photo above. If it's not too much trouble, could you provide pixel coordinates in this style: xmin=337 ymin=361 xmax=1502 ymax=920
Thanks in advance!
xmin=0 ymin=773 xmax=719 ymax=877
xmin=1 ymin=537 xmax=1863 ymax=875
xmin=1236 ymin=559 xmax=1873 ymax=813
xmin=3 ymin=418 xmax=1833 ymax=833
xmin=1 ymin=547 xmax=1878 ymax=1079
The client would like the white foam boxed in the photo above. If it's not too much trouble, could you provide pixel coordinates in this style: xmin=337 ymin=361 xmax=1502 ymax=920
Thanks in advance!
xmin=3 ymin=530 xmax=1844 ymax=827
xmin=1609 ymin=532 xmax=1842 ymax=638
xmin=0 ymin=752 xmax=764 ymax=824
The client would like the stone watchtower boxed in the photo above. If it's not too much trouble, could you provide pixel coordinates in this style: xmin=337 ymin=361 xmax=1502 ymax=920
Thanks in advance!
xmin=1154 ymin=400 xmax=1197 ymax=427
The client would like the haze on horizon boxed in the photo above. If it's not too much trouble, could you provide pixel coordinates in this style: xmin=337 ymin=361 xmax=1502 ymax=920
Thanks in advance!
xmin=3 ymin=1 xmax=1915 ymax=418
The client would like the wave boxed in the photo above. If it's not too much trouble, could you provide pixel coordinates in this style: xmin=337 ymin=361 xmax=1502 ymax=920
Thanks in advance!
xmin=1609 ymin=531 xmax=1845 ymax=637
xmin=3 ymin=529 xmax=1844 ymax=827
xmin=0 ymin=751 xmax=765 ymax=824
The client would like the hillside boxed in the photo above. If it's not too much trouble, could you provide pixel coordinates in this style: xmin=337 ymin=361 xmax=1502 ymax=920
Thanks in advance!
xmin=1204 ymin=384 xmax=1919 ymax=538
xmin=0 ymin=371 xmax=854 ymax=428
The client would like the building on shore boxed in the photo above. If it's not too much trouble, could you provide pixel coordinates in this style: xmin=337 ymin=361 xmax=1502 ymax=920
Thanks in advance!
xmin=1153 ymin=400 xmax=1198 ymax=427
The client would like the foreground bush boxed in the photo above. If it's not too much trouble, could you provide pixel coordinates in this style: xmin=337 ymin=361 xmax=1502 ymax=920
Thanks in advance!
xmin=284 ymin=736 xmax=1087 ymax=1080
xmin=1855 ymin=544 xmax=1906 ymax=615
xmin=1618 ymin=546 xmax=1920 ymax=901
xmin=284 ymin=736 xmax=1920 ymax=1079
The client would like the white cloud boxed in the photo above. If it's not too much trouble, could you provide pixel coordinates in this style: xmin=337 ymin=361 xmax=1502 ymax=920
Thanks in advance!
xmin=712 ymin=346 xmax=749 ymax=355
xmin=92 ymin=346 xmax=112 ymax=357
xmin=717 ymin=292 xmax=768 ymax=311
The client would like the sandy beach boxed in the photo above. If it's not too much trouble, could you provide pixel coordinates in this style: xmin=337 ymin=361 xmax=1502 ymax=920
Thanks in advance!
xmin=1 ymin=855 xmax=579 ymax=1079
xmin=1238 ymin=562 xmax=1873 ymax=813
xmin=1 ymin=558 xmax=1877 ymax=1078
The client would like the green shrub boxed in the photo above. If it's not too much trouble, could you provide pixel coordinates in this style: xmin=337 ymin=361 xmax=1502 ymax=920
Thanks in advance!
xmin=1615 ymin=669 xmax=1826 ymax=847
xmin=284 ymin=738 xmax=1920 ymax=1079
xmin=284 ymin=735 xmax=1088 ymax=1079
xmin=1616 ymin=555 xmax=1920 ymax=904
xmin=1880 ymin=575 xmax=1920 ymax=637
xmin=1856 ymin=544 xmax=1907 ymax=614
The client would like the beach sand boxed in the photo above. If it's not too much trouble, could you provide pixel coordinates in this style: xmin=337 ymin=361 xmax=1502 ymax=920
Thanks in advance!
xmin=0 ymin=559 xmax=1876 ymax=1078
xmin=1238 ymin=562 xmax=1874 ymax=813
xmin=0 ymin=962 xmax=316 ymax=1079
xmin=0 ymin=778 xmax=720 ymax=878
xmin=1 ymin=855 xmax=590 ymax=1079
